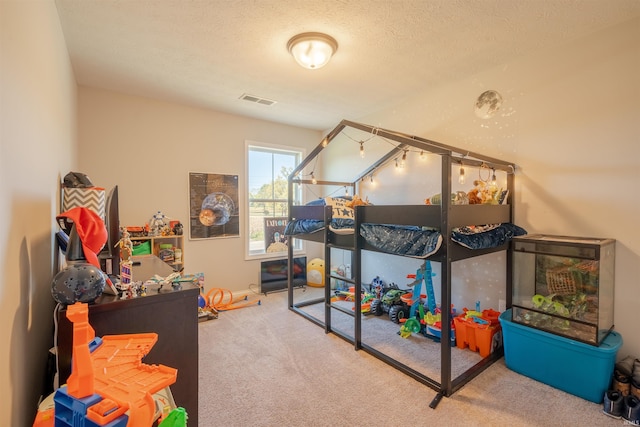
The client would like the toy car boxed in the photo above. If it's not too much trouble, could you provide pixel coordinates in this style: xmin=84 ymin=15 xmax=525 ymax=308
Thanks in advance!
xmin=369 ymin=287 xmax=411 ymax=323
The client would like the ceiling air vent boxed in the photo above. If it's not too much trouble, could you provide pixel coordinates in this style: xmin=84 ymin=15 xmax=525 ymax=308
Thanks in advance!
xmin=239 ymin=93 xmax=277 ymax=106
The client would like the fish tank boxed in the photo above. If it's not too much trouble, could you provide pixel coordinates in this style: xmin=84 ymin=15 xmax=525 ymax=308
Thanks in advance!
xmin=511 ymin=234 xmax=615 ymax=346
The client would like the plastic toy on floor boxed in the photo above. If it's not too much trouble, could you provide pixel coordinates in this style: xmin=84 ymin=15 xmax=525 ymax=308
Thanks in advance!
xmin=332 ymin=286 xmax=376 ymax=314
xmin=158 ymin=407 xmax=188 ymax=427
xmin=201 ymin=287 xmax=260 ymax=312
xmin=369 ymin=286 xmax=411 ymax=323
xmin=32 ymin=302 xmax=186 ymax=427
xmin=454 ymin=304 xmax=502 ymax=357
xmin=396 ymin=261 xmax=458 ymax=343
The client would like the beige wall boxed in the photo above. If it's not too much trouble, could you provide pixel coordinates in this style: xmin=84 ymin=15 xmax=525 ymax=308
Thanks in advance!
xmin=0 ymin=1 xmax=77 ymax=425
xmin=1 ymin=2 xmax=637 ymax=423
xmin=77 ymin=87 xmax=321 ymax=292
xmin=359 ymin=18 xmax=640 ymax=358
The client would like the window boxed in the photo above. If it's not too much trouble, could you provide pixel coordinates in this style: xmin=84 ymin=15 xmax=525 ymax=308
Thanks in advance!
xmin=246 ymin=141 xmax=303 ymax=258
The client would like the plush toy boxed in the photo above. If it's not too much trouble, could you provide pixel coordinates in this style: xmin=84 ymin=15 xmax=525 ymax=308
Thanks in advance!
xmin=424 ymin=192 xmax=468 ymax=205
xmin=346 ymin=194 xmax=370 ymax=208
xmin=467 ymin=186 xmax=483 ymax=204
xmin=307 ymin=258 xmax=325 ymax=288
xmin=467 ymin=180 xmax=499 ymax=204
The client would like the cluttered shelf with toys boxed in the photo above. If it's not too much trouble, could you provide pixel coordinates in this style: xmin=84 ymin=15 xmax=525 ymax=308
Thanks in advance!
xmin=124 ymin=211 xmax=185 ymax=272
xmin=285 ymin=119 xmax=523 ymax=408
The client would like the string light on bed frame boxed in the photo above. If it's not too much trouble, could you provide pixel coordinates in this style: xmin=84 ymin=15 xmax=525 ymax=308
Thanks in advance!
xmin=491 ymin=168 xmax=497 ymax=187
xmin=344 ymin=186 xmax=349 ymax=196
xmin=343 ymin=131 xmax=376 ymax=158
xmin=458 ymin=164 xmax=466 ymax=184
xmin=399 ymin=150 xmax=407 ymax=168
xmin=311 ymin=172 xmax=317 ymax=185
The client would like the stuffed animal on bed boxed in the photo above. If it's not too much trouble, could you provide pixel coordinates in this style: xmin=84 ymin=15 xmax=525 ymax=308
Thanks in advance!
xmin=346 ymin=194 xmax=370 ymax=208
xmin=424 ymin=192 xmax=468 ymax=205
xmin=468 ymin=180 xmax=499 ymax=204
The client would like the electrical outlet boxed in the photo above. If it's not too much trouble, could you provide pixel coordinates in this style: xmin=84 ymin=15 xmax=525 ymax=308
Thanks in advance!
xmin=498 ymin=299 xmax=506 ymax=312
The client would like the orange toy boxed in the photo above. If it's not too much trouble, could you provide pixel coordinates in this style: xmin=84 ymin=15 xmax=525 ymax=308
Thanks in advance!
xmin=34 ymin=302 xmax=179 ymax=427
xmin=203 ymin=287 xmax=261 ymax=312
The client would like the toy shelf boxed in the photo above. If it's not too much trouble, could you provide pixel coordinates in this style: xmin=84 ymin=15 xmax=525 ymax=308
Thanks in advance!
xmin=131 ymin=235 xmax=184 ymax=272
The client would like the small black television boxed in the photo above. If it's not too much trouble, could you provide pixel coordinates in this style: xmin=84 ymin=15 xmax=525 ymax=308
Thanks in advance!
xmin=259 ymin=256 xmax=306 ymax=295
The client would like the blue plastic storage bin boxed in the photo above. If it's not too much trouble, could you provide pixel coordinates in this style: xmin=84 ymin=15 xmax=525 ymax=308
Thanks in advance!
xmin=499 ymin=309 xmax=622 ymax=403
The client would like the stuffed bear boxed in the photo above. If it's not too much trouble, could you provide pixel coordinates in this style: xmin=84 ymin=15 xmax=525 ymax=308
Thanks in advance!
xmin=468 ymin=180 xmax=499 ymax=204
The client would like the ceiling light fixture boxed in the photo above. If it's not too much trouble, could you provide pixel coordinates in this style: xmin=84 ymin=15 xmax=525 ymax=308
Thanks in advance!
xmin=287 ymin=32 xmax=338 ymax=70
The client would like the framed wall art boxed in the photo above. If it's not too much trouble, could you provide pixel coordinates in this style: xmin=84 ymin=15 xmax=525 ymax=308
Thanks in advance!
xmin=188 ymin=172 xmax=239 ymax=240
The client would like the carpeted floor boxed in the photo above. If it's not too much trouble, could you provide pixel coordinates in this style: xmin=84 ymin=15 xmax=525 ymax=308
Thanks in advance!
xmin=299 ymin=289 xmax=486 ymax=380
xmin=198 ymin=288 xmax=618 ymax=427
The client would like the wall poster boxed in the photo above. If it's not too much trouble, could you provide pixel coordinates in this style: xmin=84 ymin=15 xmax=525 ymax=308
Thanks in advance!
xmin=264 ymin=217 xmax=288 ymax=253
xmin=188 ymin=172 xmax=239 ymax=240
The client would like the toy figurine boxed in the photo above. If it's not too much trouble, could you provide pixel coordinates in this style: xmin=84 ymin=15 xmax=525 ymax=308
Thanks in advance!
xmin=149 ymin=211 xmax=168 ymax=236
xmin=117 ymin=227 xmax=134 ymax=290
xmin=118 ymin=227 xmax=133 ymax=262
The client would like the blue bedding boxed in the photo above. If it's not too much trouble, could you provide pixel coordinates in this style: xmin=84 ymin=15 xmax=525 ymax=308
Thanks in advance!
xmin=451 ymin=223 xmax=527 ymax=249
xmin=360 ymin=223 xmax=443 ymax=258
xmin=284 ymin=219 xmax=325 ymax=235
xmin=284 ymin=218 xmax=355 ymax=236
xmin=286 ymin=196 xmax=357 ymax=236
xmin=285 ymin=199 xmax=526 ymax=255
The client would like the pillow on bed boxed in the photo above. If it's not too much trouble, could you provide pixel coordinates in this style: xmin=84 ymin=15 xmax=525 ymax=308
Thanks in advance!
xmin=324 ymin=197 xmax=356 ymax=234
xmin=325 ymin=197 xmax=355 ymax=220
xmin=305 ymin=196 xmax=352 ymax=207
xmin=306 ymin=198 xmax=327 ymax=206
xmin=329 ymin=218 xmax=355 ymax=234
xmin=451 ymin=223 xmax=527 ymax=249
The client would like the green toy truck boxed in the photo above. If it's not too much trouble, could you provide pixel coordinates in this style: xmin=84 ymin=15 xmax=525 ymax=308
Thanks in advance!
xmin=369 ymin=287 xmax=411 ymax=323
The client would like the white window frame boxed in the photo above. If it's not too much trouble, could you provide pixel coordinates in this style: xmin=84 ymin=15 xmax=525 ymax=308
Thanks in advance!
xmin=244 ymin=140 xmax=305 ymax=260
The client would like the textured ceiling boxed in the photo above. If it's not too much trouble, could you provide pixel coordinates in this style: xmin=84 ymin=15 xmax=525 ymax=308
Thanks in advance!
xmin=55 ymin=0 xmax=640 ymax=131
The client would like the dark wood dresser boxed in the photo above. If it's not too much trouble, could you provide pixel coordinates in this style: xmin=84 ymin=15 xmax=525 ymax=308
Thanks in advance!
xmin=56 ymin=282 xmax=199 ymax=425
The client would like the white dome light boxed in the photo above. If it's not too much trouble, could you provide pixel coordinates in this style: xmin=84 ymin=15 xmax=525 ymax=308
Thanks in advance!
xmin=287 ymin=32 xmax=338 ymax=70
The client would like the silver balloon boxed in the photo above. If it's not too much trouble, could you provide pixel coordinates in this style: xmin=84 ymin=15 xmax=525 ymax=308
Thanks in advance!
xmin=474 ymin=90 xmax=503 ymax=119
